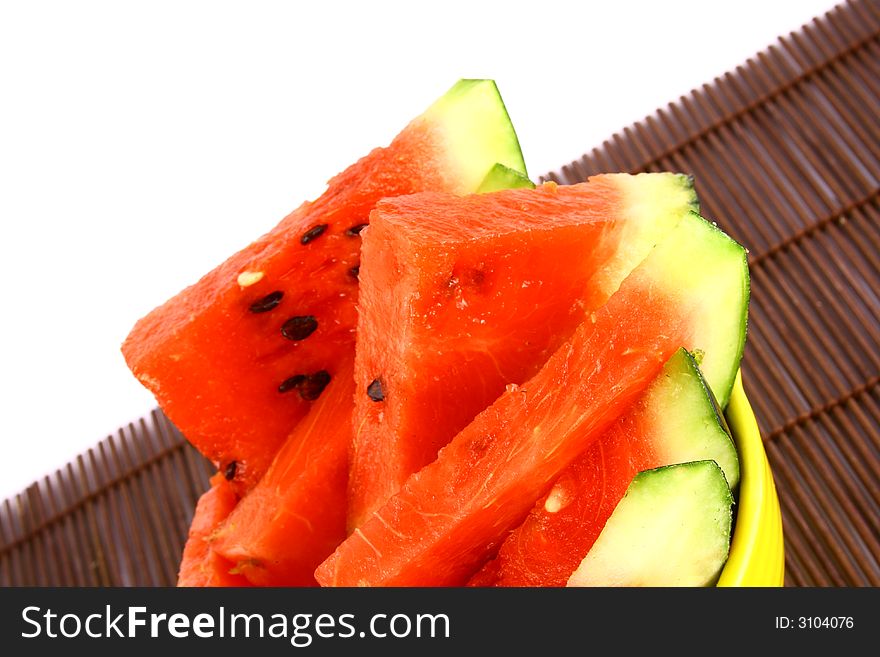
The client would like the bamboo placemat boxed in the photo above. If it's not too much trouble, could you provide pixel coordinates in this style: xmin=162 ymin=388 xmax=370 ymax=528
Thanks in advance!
xmin=2 ymin=0 xmax=878 ymax=587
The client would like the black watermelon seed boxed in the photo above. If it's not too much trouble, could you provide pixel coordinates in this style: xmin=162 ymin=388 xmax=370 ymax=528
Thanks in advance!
xmin=367 ymin=378 xmax=385 ymax=402
xmin=224 ymin=461 xmax=237 ymax=481
xmin=348 ymin=264 xmax=360 ymax=279
xmin=301 ymin=224 xmax=329 ymax=245
xmin=277 ymin=371 xmax=332 ymax=400
xmin=249 ymin=290 xmax=284 ymax=313
xmin=278 ymin=374 xmax=306 ymax=393
xmin=300 ymin=370 xmax=332 ymax=401
xmin=281 ymin=315 xmax=319 ymax=341
xmin=345 ymin=223 xmax=368 ymax=237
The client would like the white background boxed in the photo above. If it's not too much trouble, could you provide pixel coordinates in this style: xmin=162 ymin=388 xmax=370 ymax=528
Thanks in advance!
xmin=0 ymin=0 xmax=839 ymax=500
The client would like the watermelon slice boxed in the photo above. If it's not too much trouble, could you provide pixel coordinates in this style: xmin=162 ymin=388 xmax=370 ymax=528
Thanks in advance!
xmin=315 ymin=212 xmax=748 ymax=586
xmin=348 ymin=174 xmax=698 ymax=529
xmin=209 ymin=358 xmax=355 ymax=586
xmin=122 ymin=80 xmax=526 ymax=492
xmin=469 ymin=348 xmax=740 ymax=587
xmin=177 ymin=473 xmax=250 ymax=587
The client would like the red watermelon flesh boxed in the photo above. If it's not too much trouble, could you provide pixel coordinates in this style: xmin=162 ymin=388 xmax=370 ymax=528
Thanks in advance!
xmin=209 ymin=357 xmax=355 ymax=586
xmin=177 ymin=473 xmax=250 ymax=587
xmin=348 ymin=174 xmax=697 ymax=530
xmin=315 ymin=213 xmax=747 ymax=586
xmin=468 ymin=348 xmax=740 ymax=587
xmin=121 ymin=80 xmax=526 ymax=493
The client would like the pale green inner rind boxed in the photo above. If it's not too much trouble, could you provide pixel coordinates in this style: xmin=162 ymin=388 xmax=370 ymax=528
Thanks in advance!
xmin=476 ymin=163 xmax=535 ymax=193
xmin=647 ymin=349 xmax=741 ymax=490
xmin=587 ymin=172 xmax=699 ymax=305
xmin=425 ymin=79 xmax=528 ymax=192
xmin=638 ymin=211 xmax=749 ymax=409
xmin=606 ymin=171 xmax=699 ymax=217
xmin=567 ymin=461 xmax=734 ymax=587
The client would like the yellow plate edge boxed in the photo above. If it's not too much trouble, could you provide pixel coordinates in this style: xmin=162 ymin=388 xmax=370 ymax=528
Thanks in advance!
xmin=717 ymin=370 xmax=785 ymax=587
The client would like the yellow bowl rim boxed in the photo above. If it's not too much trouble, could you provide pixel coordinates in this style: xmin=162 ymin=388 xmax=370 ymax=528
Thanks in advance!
xmin=716 ymin=370 xmax=785 ymax=586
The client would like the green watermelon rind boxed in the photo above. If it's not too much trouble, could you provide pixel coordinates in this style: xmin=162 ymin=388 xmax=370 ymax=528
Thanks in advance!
xmin=567 ymin=460 xmax=734 ymax=587
xmin=638 ymin=211 xmax=749 ymax=409
xmin=426 ymin=79 xmax=528 ymax=192
xmin=645 ymin=347 xmax=741 ymax=491
xmin=476 ymin=163 xmax=535 ymax=193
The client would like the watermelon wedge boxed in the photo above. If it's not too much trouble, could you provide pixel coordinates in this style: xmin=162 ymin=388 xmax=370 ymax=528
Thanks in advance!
xmin=177 ymin=473 xmax=250 ymax=587
xmin=209 ymin=358 xmax=355 ymax=586
xmin=468 ymin=348 xmax=740 ymax=587
xmin=315 ymin=212 xmax=748 ymax=586
xmin=122 ymin=80 xmax=526 ymax=492
xmin=348 ymin=174 xmax=698 ymax=529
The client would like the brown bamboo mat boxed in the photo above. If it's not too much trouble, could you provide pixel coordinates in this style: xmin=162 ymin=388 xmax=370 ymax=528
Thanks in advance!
xmin=2 ymin=0 xmax=878 ymax=587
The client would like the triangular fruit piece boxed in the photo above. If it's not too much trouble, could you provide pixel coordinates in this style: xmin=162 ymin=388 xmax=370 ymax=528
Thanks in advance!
xmin=469 ymin=348 xmax=740 ymax=587
xmin=348 ymin=173 xmax=698 ymax=530
xmin=316 ymin=212 xmax=748 ymax=586
xmin=122 ymin=79 xmax=526 ymax=493
xmin=177 ymin=472 xmax=250 ymax=587
xmin=209 ymin=358 xmax=354 ymax=586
